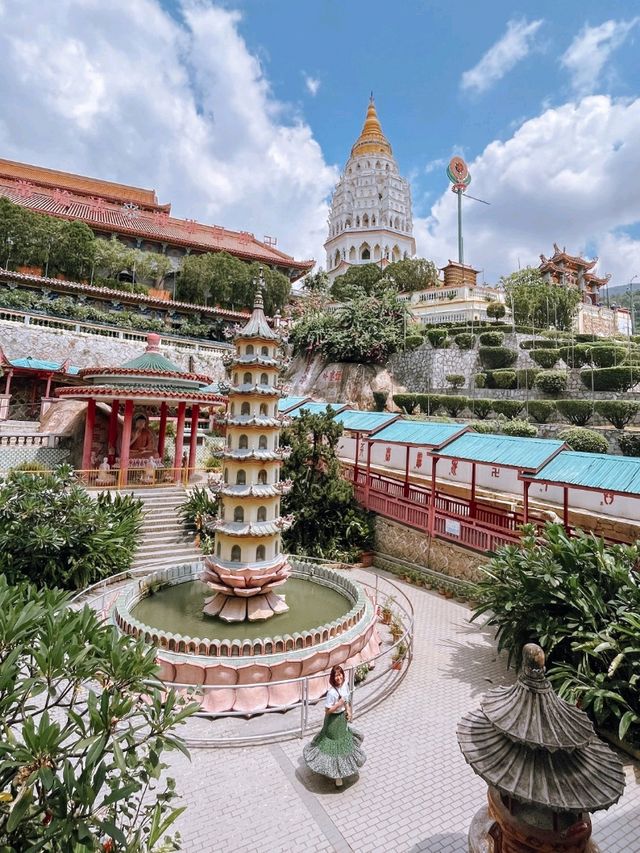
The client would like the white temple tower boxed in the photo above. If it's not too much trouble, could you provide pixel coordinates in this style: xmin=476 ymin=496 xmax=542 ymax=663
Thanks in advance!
xmin=324 ymin=96 xmax=416 ymax=283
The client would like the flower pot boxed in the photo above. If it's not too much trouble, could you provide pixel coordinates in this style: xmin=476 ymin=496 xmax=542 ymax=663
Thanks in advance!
xmin=359 ymin=550 xmax=374 ymax=567
xmin=391 ymin=660 xmax=403 ymax=671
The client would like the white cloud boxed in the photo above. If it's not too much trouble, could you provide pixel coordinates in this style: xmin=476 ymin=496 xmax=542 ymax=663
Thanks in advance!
xmin=304 ymin=74 xmax=321 ymax=96
xmin=0 ymin=0 xmax=337 ymax=264
xmin=561 ymin=18 xmax=639 ymax=95
xmin=416 ymin=96 xmax=640 ymax=287
xmin=461 ymin=18 xmax=543 ymax=94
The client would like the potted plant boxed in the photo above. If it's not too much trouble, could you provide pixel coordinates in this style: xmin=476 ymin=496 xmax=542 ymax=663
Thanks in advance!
xmin=379 ymin=596 xmax=395 ymax=625
xmin=389 ymin=616 xmax=404 ymax=643
xmin=391 ymin=642 xmax=407 ymax=670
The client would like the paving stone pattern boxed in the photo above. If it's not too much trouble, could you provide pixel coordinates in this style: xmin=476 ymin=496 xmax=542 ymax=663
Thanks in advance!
xmin=169 ymin=570 xmax=640 ymax=853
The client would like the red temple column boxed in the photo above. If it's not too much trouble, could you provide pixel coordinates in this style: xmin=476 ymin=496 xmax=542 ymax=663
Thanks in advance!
xmin=563 ymin=486 xmax=570 ymax=533
xmin=44 ymin=373 xmax=53 ymax=398
xmin=81 ymin=398 xmax=96 ymax=472
xmin=173 ymin=401 xmax=186 ymax=482
xmin=353 ymin=433 xmax=360 ymax=483
xmin=188 ymin=404 xmax=200 ymax=474
xmin=4 ymin=370 xmax=13 ymax=395
xmin=523 ymin=480 xmax=530 ymax=524
xmin=470 ymin=462 xmax=477 ymax=518
xmin=403 ymin=445 xmax=410 ymax=498
xmin=428 ymin=456 xmax=438 ymax=536
xmin=118 ymin=400 xmax=134 ymax=489
xmin=157 ymin=402 xmax=168 ymax=458
xmin=364 ymin=441 xmax=372 ymax=508
xmin=107 ymin=399 xmax=119 ymax=465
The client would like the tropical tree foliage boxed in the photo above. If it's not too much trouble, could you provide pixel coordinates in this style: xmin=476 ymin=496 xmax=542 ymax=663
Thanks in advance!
xmin=0 ymin=467 xmax=143 ymax=589
xmin=280 ymin=411 xmax=375 ymax=561
xmin=472 ymin=525 xmax=640 ymax=745
xmin=0 ymin=577 xmax=196 ymax=850
xmin=329 ymin=257 xmax=439 ymax=301
xmin=501 ymin=267 xmax=581 ymax=331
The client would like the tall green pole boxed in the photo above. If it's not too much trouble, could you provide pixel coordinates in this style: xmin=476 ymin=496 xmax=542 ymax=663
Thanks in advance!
xmin=457 ymin=189 xmax=464 ymax=266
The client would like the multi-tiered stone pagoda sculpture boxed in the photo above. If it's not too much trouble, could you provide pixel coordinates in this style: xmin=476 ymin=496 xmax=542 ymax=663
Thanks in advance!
xmin=202 ymin=273 xmax=294 ymax=622
xmin=458 ymin=643 xmax=625 ymax=853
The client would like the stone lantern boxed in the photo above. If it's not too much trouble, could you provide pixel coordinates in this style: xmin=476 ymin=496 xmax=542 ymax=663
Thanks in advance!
xmin=457 ymin=643 xmax=625 ymax=852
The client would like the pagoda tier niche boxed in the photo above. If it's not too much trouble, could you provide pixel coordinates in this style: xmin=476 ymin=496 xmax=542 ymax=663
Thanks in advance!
xmin=202 ymin=274 xmax=294 ymax=623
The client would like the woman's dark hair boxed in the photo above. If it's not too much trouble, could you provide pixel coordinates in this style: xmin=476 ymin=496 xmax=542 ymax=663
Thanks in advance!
xmin=329 ymin=665 xmax=345 ymax=688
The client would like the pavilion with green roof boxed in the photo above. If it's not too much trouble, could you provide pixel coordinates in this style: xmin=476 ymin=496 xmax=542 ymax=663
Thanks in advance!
xmin=57 ymin=333 xmax=226 ymax=486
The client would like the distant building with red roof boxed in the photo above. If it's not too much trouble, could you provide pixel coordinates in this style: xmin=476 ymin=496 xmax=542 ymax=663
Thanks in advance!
xmin=539 ymin=243 xmax=610 ymax=305
xmin=0 ymin=158 xmax=313 ymax=282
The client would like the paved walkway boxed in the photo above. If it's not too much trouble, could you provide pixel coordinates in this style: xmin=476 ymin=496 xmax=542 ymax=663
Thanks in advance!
xmin=168 ymin=570 xmax=640 ymax=853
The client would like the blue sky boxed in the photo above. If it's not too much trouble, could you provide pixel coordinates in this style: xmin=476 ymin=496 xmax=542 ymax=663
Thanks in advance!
xmin=0 ymin=1 xmax=639 ymax=283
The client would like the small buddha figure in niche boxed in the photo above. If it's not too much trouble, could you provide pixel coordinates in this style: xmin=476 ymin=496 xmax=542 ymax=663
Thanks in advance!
xmin=129 ymin=414 xmax=157 ymax=459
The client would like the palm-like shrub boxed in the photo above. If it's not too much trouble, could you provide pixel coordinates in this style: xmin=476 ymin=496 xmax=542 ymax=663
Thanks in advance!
xmin=595 ymin=400 xmax=640 ymax=429
xmin=558 ymin=427 xmax=608 ymax=453
xmin=556 ymin=399 xmax=594 ymax=426
xmin=472 ymin=526 xmax=640 ymax=744
xmin=0 ymin=467 xmax=143 ymax=589
xmin=180 ymin=486 xmax=220 ymax=533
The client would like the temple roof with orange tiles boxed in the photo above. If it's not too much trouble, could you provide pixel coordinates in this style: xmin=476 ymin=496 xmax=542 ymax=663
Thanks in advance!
xmin=0 ymin=158 xmax=313 ymax=280
xmin=539 ymin=243 xmax=610 ymax=288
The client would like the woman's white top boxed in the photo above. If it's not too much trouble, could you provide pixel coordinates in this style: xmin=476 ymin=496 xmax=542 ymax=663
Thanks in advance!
xmin=325 ymin=683 xmax=350 ymax=713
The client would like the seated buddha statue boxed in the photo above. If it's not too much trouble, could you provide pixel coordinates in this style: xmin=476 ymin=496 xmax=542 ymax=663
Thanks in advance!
xmin=129 ymin=414 xmax=157 ymax=459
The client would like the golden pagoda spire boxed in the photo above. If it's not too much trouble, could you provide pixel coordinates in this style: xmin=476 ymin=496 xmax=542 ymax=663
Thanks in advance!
xmin=350 ymin=94 xmax=392 ymax=158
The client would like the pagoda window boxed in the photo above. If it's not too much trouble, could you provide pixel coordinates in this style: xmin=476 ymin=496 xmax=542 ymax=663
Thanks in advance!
xmin=231 ymin=545 xmax=241 ymax=562
xmin=362 ymin=214 xmax=369 ymax=227
xmin=334 ymin=250 xmax=340 ymax=268
xmin=227 ymin=434 xmax=232 ymax=447
xmin=260 ymin=373 xmax=268 ymax=385
xmin=258 ymin=435 xmax=268 ymax=449
xmin=234 ymin=373 xmax=239 ymax=384
xmin=216 ymin=541 xmax=221 ymax=556
xmin=236 ymin=470 xmax=246 ymax=485
xmin=239 ymin=434 xmax=248 ymax=449
xmin=349 ymin=246 xmax=356 ymax=261
xmin=394 ymin=216 xmax=400 ymax=229
xmin=259 ymin=403 xmax=268 ymax=416
xmin=241 ymin=402 xmax=250 ymax=416
xmin=256 ymin=545 xmax=266 ymax=561
xmin=360 ymin=243 xmax=370 ymax=261
xmin=257 ymin=506 xmax=267 ymax=522
xmin=371 ymin=215 xmax=376 ymax=225
xmin=356 ymin=216 xmax=360 ymax=227
xmin=243 ymin=372 xmax=252 ymax=384
xmin=345 ymin=218 xmax=351 ymax=228
xmin=246 ymin=344 xmax=254 ymax=355
xmin=257 ymin=469 xmax=268 ymax=485
xmin=374 ymin=244 xmax=381 ymax=260
xmin=234 ymin=506 xmax=244 ymax=522
xmin=261 ymin=346 xmax=269 ymax=356
xmin=223 ymin=468 xmax=228 ymax=483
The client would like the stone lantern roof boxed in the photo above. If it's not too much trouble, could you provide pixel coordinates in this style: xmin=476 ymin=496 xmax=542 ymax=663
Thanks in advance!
xmin=236 ymin=277 xmax=279 ymax=341
xmin=457 ymin=643 xmax=625 ymax=814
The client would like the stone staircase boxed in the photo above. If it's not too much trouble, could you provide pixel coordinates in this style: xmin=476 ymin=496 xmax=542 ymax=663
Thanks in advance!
xmin=125 ymin=487 xmax=203 ymax=571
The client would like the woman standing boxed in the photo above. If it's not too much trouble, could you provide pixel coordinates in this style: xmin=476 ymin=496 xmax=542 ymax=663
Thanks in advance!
xmin=302 ymin=665 xmax=366 ymax=787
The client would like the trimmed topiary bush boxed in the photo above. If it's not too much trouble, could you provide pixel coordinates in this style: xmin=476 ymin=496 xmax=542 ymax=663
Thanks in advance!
xmin=619 ymin=433 xmax=640 ymax=457
xmin=530 ymin=348 xmax=560 ymax=368
xmin=535 ymin=370 xmax=568 ymax=396
xmin=479 ymin=331 xmax=505 ymax=347
xmin=417 ymin=394 xmax=442 ymax=414
xmin=372 ymin=391 xmax=388 ymax=412
xmin=445 ymin=374 xmax=465 ymax=389
xmin=491 ymin=370 xmax=517 ymax=389
xmin=469 ymin=420 xmax=495 ymax=434
xmin=470 ymin=398 xmax=493 ymax=419
xmin=427 ymin=328 xmax=449 ymax=348
xmin=515 ymin=368 xmax=540 ymax=388
xmin=594 ymin=400 xmax=640 ymax=430
xmin=486 ymin=302 xmax=506 ymax=320
xmin=558 ymin=427 xmax=609 ymax=454
xmin=590 ymin=345 xmax=627 ymax=368
xmin=555 ymin=399 xmax=594 ymax=426
xmin=440 ymin=395 xmax=469 ymax=417
xmin=527 ymin=400 xmax=556 ymax=423
xmin=474 ymin=372 xmax=487 ymax=389
xmin=492 ymin=400 xmax=524 ymax=419
xmin=501 ymin=419 xmax=538 ymax=437
xmin=479 ymin=346 xmax=517 ymax=369
xmin=454 ymin=332 xmax=475 ymax=349
xmin=404 ymin=334 xmax=424 ymax=350
xmin=580 ymin=367 xmax=640 ymax=393
xmin=393 ymin=393 xmax=418 ymax=414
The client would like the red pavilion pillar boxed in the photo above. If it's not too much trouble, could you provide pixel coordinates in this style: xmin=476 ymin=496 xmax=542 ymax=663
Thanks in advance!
xmin=173 ymin=401 xmax=186 ymax=482
xmin=118 ymin=400 xmax=134 ymax=488
xmin=403 ymin=445 xmax=410 ymax=498
xmin=157 ymin=402 xmax=168 ymax=458
xmin=523 ymin=480 xmax=530 ymax=525
xmin=107 ymin=399 xmax=119 ymax=465
xmin=188 ymin=404 xmax=200 ymax=475
xmin=81 ymin=398 xmax=97 ymax=473
xmin=470 ymin=462 xmax=477 ymax=519
xmin=428 ymin=456 xmax=438 ymax=536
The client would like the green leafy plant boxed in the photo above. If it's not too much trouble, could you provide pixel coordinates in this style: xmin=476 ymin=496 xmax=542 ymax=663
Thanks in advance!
xmin=478 ymin=331 xmax=504 ymax=347
xmin=426 ymin=328 xmax=449 ymax=348
xmin=558 ymin=427 xmax=609 ymax=453
xmin=594 ymin=400 xmax=640 ymax=430
xmin=556 ymin=399 xmax=594 ymax=426
xmin=580 ymin=367 xmax=640 ymax=393
xmin=393 ymin=393 xmax=418 ymax=414
xmin=490 ymin=370 xmax=517 ymax=389
xmin=404 ymin=334 xmax=423 ymax=350
xmin=0 ymin=576 xmax=197 ymax=849
xmin=471 ymin=526 xmax=640 ymax=744
xmin=470 ymin=398 xmax=493 ymax=419
xmin=0 ymin=467 xmax=143 ymax=589
xmin=372 ymin=391 xmax=389 ymax=412
xmin=515 ymin=368 xmax=540 ymax=389
xmin=486 ymin=302 xmax=506 ymax=320
xmin=479 ymin=346 xmax=517 ymax=369
xmin=529 ymin=348 xmax=560 ymax=368
xmin=468 ymin=420 xmax=495 ymax=434
xmin=501 ymin=418 xmax=537 ymax=437
xmin=179 ymin=486 xmax=220 ymax=534
xmin=454 ymin=332 xmax=475 ymax=349
xmin=440 ymin=395 xmax=469 ymax=417
xmin=445 ymin=374 xmax=465 ymax=389
xmin=501 ymin=267 xmax=581 ymax=331
xmin=527 ymin=400 xmax=556 ymax=423
xmin=619 ymin=433 xmax=640 ymax=456
xmin=491 ymin=400 xmax=523 ymax=419
xmin=534 ymin=370 xmax=568 ymax=396
xmin=474 ymin=372 xmax=487 ymax=389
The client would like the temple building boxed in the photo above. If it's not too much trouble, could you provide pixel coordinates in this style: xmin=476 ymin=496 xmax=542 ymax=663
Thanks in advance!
xmin=0 ymin=158 xmax=313 ymax=282
xmin=324 ymin=97 xmax=415 ymax=282
xmin=539 ymin=243 xmax=610 ymax=305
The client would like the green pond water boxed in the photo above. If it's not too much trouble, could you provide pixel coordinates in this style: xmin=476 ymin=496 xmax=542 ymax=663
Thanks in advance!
xmin=132 ymin=579 xmax=352 ymax=641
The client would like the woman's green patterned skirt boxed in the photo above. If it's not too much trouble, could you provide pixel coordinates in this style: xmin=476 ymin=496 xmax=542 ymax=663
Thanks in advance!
xmin=303 ymin=711 xmax=366 ymax=780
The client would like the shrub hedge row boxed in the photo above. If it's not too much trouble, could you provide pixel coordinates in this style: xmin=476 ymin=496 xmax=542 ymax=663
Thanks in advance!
xmin=580 ymin=367 xmax=640 ymax=392
xmin=479 ymin=346 xmax=517 ymax=369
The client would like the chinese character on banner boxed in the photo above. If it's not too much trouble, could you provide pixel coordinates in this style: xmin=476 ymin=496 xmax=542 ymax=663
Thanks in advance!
xmin=491 ymin=467 xmax=500 ymax=478
xmin=602 ymin=492 xmax=615 ymax=506
xmin=416 ymin=452 xmax=423 ymax=469
xmin=450 ymin=460 xmax=458 ymax=476
xmin=384 ymin=447 xmax=391 ymax=462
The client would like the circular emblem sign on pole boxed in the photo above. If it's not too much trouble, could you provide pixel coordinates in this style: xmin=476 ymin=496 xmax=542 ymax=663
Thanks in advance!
xmin=447 ymin=156 xmax=471 ymax=191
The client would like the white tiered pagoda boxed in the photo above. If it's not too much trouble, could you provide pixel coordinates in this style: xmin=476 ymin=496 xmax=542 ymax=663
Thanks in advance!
xmin=203 ymin=275 xmax=293 ymax=622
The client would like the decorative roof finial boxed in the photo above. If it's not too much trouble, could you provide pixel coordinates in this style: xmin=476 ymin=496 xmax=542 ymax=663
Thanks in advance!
xmin=254 ymin=266 xmax=265 ymax=310
xmin=370 ymin=90 xmax=374 ymax=103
